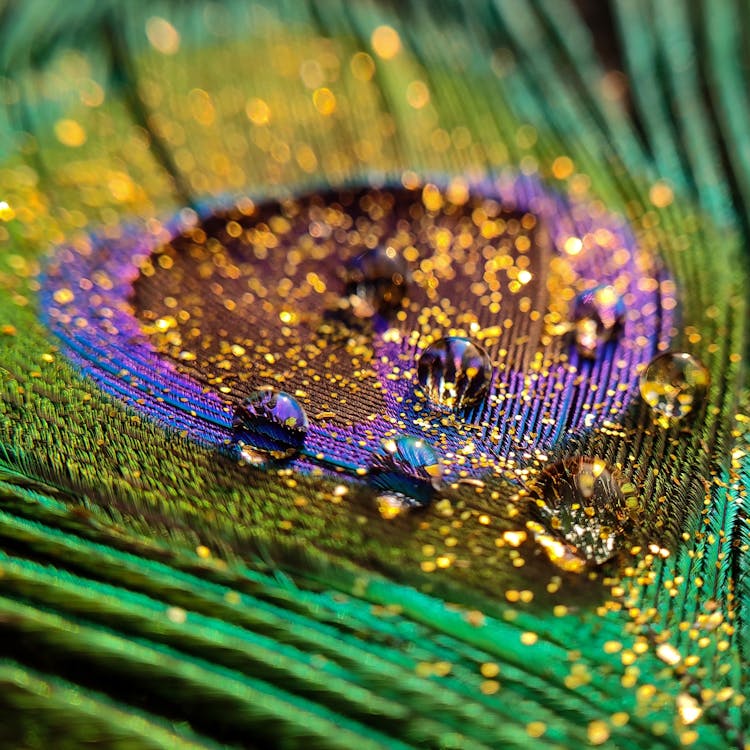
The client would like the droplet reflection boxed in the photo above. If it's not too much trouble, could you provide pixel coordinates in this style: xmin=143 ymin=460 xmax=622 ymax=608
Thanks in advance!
xmin=344 ymin=246 xmax=410 ymax=318
xmin=416 ymin=336 xmax=492 ymax=412
xmin=232 ymin=389 xmax=309 ymax=464
xmin=572 ymin=285 xmax=625 ymax=359
xmin=639 ymin=352 xmax=709 ymax=428
xmin=530 ymin=457 xmax=636 ymax=567
xmin=369 ymin=435 xmax=442 ymax=518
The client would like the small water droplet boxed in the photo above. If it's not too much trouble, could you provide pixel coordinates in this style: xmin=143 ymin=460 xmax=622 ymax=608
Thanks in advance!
xmin=232 ymin=389 xmax=309 ymax=464
xmin=530 ymin=457 xmax=633 ymax=566
xmin=369 ymin=436 xmax=442 ymax=517
xmin=416 ymin=336 xmax=491 ymax=412
xmin=344 ymin=246 xmax=410 ymax=318
xmin=572 ymin=285 xmax=625 ymax=358
xmin=639 ymin=352 xmax=709 ymax=427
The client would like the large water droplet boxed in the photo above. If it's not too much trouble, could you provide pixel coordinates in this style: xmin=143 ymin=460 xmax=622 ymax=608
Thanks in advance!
xmin=639 ymin=352 xmax=709 ymax=427
xmin=369 ymin=436 xmax=442 ymax=517
xmin=344 ymin=246 xmax=410 ymax=318
xmin=530 ymin=457 xmax=635 ymax=566
xmin=416 ymin=336 xmax=492 ymax=412
xmin=232 ymin=389 xmax=309 ymax=464
xmin=572 ymin=285 xmax=625 ymax=358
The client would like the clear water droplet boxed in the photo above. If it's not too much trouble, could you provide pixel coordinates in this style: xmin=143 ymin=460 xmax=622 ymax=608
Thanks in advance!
xmin=530 ymin=457 xmax=634 ymax=566
xmin=572 ymin=285 xmax=625 ymax=358
xmin=232 ymin=389 xmax=309 ymax=464
xmin=369 ymin=436 xmax=442 ymax=517
xmin=416 ymin=336 xmax=491 ymax=412
xmin=639 ymin=352 xmax=709 ymax=427
xmin=344 ymin=246 xmax=410 ymax=318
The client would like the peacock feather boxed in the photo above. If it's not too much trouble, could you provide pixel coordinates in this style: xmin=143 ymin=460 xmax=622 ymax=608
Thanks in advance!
xmin=0 ymin=1 xmax=747 ymax=748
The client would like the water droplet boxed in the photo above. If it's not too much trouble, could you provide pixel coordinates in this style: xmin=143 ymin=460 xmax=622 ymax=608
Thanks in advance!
xmin=232 ymin=389 xmax=309 ymax=464
xmin=416 ymin=336 xmax=492 ymax=412
xmin=369 ymin=436 xmax=442 ymax=517
xmin=572 ymin=285 xmax=625 ymax=358
xmin=530 ymin=457 xmax=634 ymax=566
xmin=344 ymin=246 xmax=410 ymax=318
xmin=639 ymin=352 xmax=709 ymax=427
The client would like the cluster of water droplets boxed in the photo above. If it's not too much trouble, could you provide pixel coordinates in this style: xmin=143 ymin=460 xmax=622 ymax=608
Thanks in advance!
xmin=227 ymin=233 xmax=710 ymax=569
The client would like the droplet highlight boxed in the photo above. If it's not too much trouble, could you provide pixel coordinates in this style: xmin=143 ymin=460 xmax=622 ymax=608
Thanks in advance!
xmin=639 ymin=352 xmax=709 ymax=427
xmin=232 ymin=389 xmax=309 ymax=464
xmin=572 ymin=285 xmax=625 ymax=359
xmin=344 ymin=246 xmax=410 ymax=318
xmin=416 ymin=336 xmax=492 ymax=412
xmin=530 ymin=457 xmax=635 ymax=567
xmin=369 ymin=436 xmax=442 ymax=517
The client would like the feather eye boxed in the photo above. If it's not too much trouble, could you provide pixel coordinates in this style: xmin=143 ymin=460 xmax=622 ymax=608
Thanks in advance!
xmin=0 ymin=2 xmax=747 ymax=748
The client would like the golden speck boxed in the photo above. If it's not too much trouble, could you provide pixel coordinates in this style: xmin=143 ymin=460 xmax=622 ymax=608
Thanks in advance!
xmin=314 ymin=411 xmax=337 ymax=420
xmin=146 ymin=16 xmax=180 ymax=54
xmin=520 ymin=632 xmax=538 ymax=646
xmin=350 ymin=52 xmax=376 ymax=81
xmin=422 ymin=183 xmax=443 ymax=212
xmin=587 ymin=720 xmax=610 ymax=745
xmin=371 ymin=25 xmax=401 ymax=59
xmin=54 ymin=119 xmax=86 ymax=147
xmin=433 ymin=661 xmax=452 ymax=677
xmin=649 ymin=180 xmax=674 ymax=208
xmin=377 ymin=495 xmax=405 ymax=520
xmin=406 ymin=80 xmax=430 ymax=109
xmin=313 ymin=87 xmax=337 ymax=116
xmin=679 ymin=730 xmax=699 ymax=746
xmin=246 ymin=97 xmax=271 ymax=126
xmin=480 ymin=662 xmax=500 ymax=678
xmin=0 ymin=201 xmax=15 ymax=221
xmin=676 ymin=694 xmax=702 ymax=725
xmin=563 ymin=236 xmax=583 ymax=256
xmin=464 ymin=610 xmax=485 ymax=627
xmin=196 ymin=545 xmax=211 ymax=559
xmin=526 ymin=722 xmax=546 ymax=739
xmin=480 ymin=680 xmax=500 ymax=695
xmin=552 ymin=156 xmax=574 ymax=180
xmin=502 ymin=530 xmax=526 ymax=547
xmin=656 ymin=642 xmax=682 ymax=666
xmin=166 ymin=606 xmax=187 ymax=624
xmin=53 ymin=288 xmax=75 ymax=305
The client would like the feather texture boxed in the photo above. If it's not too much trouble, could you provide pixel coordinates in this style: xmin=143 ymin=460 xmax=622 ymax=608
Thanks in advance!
xmin=0 ymin=1 xmax=747 ymax=748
